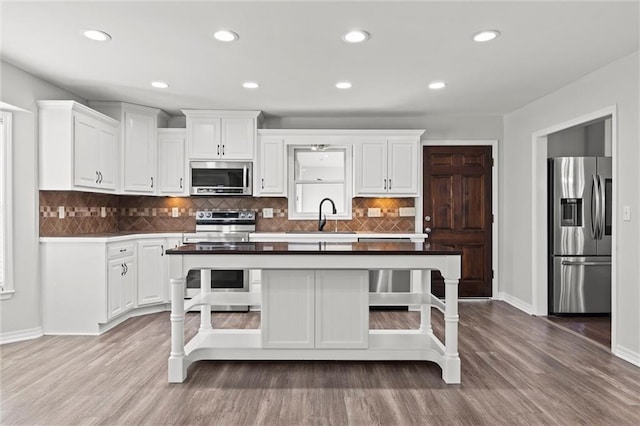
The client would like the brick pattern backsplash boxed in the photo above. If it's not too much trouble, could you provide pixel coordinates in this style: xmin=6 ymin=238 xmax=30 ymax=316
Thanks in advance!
xmin=39 ymin=191 xmax=416 ymax=236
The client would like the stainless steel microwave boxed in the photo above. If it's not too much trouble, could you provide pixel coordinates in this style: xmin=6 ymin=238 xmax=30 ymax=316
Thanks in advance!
xmin=190 ymin=161 xmax=253 ymax=196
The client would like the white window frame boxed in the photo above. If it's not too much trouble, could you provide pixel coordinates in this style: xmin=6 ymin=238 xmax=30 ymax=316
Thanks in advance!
xmin=1 ymin=111 xmax=14 ymax=300
xmin=287 ymin=145 xmax=353 ymax=220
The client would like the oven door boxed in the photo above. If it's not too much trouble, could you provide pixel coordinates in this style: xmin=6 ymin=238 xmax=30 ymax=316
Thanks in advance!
xmin=185 ymin=269 xmax=249 ymax=311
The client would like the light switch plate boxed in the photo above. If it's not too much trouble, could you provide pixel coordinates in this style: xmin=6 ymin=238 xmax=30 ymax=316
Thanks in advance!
xmin=368 ymin=208 xmax=381 ymax=217
xmin=263 ymin=208 xmax=273 ymax=219
xmin=623 ymin=205 xmax=631 ymax=221
xmin=101 ymin=207 xmax=107 ymax=218
xmin=171 ymin=207 xmax=179 ymax=218
xmin=399 ymin=207 xmax=416 ymax=217
xmin=58 ymin=206 xmax=65 ymax=219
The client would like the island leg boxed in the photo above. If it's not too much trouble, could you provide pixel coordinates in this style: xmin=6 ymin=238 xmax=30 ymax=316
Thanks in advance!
xmin=199 ymin=269 xmax=213 ymax=332
xmin=418 ymin=270 xmax=433 ymax=335
xmin=442 ymin=276 xmax=461 ymax=384
xmin=168 ymin=277 xmax=187 ymax=383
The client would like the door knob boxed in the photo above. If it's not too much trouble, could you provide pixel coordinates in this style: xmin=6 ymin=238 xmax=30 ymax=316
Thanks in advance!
xmin=424 ymin=227 xmax=432 ymax=234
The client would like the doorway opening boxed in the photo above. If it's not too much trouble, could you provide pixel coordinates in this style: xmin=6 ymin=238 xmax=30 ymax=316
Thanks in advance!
xmin=531 ymin=106 xmax=617 ymax=351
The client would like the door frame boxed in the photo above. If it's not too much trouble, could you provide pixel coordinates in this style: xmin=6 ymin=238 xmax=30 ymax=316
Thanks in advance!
xmin=530 ymin=105 xmax=617 ymax=351
xmin=419 ymin=140 xmax=499 ymax=298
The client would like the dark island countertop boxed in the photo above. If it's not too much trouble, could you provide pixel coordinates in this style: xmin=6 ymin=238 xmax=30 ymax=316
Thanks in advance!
xmin=166 ymin=242 xmax=461 ymax=256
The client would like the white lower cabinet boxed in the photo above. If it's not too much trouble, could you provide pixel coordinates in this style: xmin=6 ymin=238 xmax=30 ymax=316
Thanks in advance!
xmin=261 ymin=270 xmax=368 ymax=349
xmin=137 ymin=239 xmax=166 ymax=306
xmin=106 ymin=242 xmax=136 ymax=321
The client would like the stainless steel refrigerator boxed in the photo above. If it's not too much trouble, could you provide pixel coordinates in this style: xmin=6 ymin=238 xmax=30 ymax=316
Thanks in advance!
xmin=548 ymin=157 xmax=612 ymax=314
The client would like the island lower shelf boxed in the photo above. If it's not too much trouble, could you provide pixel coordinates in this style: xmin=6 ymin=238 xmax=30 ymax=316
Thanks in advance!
xmin=166 ymin=243 xmax=462 ymax=384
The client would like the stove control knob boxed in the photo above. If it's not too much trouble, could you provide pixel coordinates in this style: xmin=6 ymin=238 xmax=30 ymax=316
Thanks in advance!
xmin=197 ymin=212 xmax=204 ymax=219
xmin=246 ymin=213 xmax=253 ymax=219
xmin=239 ymin=212 xmax=246 ymax=219
xmin=205 ymin=212 xmax=212 ymax=219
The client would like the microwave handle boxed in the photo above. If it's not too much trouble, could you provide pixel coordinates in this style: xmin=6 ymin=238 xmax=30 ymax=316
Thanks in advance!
xmin=243 ymin=165 xmax=248 ymax=189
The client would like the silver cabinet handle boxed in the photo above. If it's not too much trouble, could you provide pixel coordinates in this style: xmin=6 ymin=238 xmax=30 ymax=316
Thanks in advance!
xmin=383 ymin=179 xmax=387 ymax=190
xmin=179 ymin=177 xmax=183 ymax=189
xmin=261 ymin=178 xmax=264 ymax=189
xmin=388 ymin=179 xmax=392 ymax=190
xmin=222 ymin=145 xmax=225 ymax=155
xmin=99 ymin=172 xmax=103 ymax=183
xmin=150 ymin=177 xmax=154 ymax=188
xmin=119 ymin=248 xmax=126 ymax=253
xmin=161 ymin=245 xmax=164 ymax=256
xmin=217 ymin=145 xmax=220 ymax=156
xmin=124 ymin=263 xmax=128 ymax=275
xmin=121 ymin=263 xmax=125 ymax=276
xmin=561 ymin=260 xmax=611 ymax=266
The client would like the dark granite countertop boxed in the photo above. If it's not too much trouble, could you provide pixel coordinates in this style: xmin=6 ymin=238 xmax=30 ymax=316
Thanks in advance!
xmin=166 ymin=242 xmax=461 ymax=256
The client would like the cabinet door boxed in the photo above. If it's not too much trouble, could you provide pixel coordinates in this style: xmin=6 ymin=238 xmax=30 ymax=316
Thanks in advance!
xmin=123 ymin=111 xmax=156 ymax=193
xmin=355 ymin=138 xmax=388 ymax=195
xmin=262 ymin=270 xmax=315 ymax=348
xmin=98 ymin=126 xmax=118 ymax=190
xmin=158 ymin=131 xmax=186 ymax=195
xmin=315 ymin=270 xmax=369 ymax=349
xmin=188 ymin=117 xmax=221 ymax=159
xmin=221 ymin=117 xmax=254 ymax=160
xmin=73 ymin=115 xmax=101 ymax=188
xmin=137 ymin=240 xmax=165 ymax=306
xmin=122 ymin=258 xmax=136 ymax=311
xmin=388 ymin=137 xmax=418 ymax=195
xmin=257 ymin=137 xmax=285 ymax=196
xmin=107 ymin=259 xmax=124 ymax=320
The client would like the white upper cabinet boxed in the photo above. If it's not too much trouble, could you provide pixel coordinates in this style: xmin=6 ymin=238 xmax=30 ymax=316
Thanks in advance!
xmin=90 ymin=101 xmax=169 ymax=195
xmin=354 ymin=132 xmax=422 ymax=197
xmin=38 ymin=100 xmax=119 ymax=193
xmin=157 ymin=129 xmax=187 ymax=195
xmin=182 ymin=110 xmax=262 ymax=160
xmin=256 ymin=135 xmax=286 ymax=196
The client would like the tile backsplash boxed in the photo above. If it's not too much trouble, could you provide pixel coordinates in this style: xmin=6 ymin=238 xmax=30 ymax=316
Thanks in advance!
xmin=39 ymin=191 xmax=416 ymax=236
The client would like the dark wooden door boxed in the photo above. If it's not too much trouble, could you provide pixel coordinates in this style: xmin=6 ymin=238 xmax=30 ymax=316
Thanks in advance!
xmin=423 ymin=146 xmax=492 ymax=297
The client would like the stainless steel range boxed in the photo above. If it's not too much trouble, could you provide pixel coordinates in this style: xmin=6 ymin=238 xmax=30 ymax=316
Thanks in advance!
xmin=183 ymin=210 xmax=256 ymax=311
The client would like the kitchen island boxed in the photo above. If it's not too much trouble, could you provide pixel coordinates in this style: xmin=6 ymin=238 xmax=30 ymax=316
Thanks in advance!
xmin=166 ymin=242 xmax=462 ymax=384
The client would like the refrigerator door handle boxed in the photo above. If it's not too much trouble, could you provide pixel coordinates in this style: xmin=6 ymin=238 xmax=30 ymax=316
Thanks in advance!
xmin=591 ymin=174 xmax=600 ymax=239
xmin=561 ymin=260 xmax=612 ymax=266
xmin=598 ymin=174 xmax=606 ymax=240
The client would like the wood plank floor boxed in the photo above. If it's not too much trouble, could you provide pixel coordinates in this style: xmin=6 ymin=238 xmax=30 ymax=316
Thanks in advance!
xmin=2 ymin=301 xmax=639 ymax=425
xmin=545 ymin=315 xmax=611 ymax=348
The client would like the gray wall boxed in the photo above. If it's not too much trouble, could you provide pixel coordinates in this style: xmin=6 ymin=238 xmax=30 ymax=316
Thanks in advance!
xmin=547 ymin=119 xmax=607 ymax=157
xmin=503 ymin=51 xmax=639 ymax=361
xmin=0 ymin=61 xmax=86 ymax=336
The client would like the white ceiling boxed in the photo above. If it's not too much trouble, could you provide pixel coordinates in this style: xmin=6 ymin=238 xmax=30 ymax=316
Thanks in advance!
xmin=2 ymin=1 xmax=638 ymax=117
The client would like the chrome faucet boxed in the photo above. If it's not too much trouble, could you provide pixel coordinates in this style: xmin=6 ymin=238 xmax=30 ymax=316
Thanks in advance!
xmin=318 ymin=198 xmax=337 ymax=231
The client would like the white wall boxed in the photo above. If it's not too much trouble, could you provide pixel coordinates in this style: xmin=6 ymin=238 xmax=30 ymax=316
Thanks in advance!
xmin=502 ymin=51 xmax=639 ymax=361
xmin=264 ymin=114 xmax=504 ymax=142
xmin=0 ymin=61 xmax=86 ymax=337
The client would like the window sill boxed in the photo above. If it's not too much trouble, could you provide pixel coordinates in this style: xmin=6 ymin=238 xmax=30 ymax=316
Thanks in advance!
xmin=0 ymin=290 xmax=15 ymax=300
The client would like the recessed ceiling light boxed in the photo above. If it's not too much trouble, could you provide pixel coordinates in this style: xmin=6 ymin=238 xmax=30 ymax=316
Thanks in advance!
xmin=242 ymin=82 xmax=259 ymax=89
xmin=342 ymin=30 xmax=370 ymax=43
xmin=473 ymin=30 xmax=501 ymax=42
xmin=151 ymin=81 xmax=169 ymax=89
xmin=83 ymin=29 xmax=111 ymax=42
xmin=336 ymin=82 xmax=352 ymax=89
xmin=428 ymin=81 xmax=446 ymax=90
xmin=213 ymin=30 xmax=239 ymax=42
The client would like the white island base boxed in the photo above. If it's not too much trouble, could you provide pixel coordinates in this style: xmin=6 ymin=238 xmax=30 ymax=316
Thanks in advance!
xmin=167 ymin=247 xmax=461 ymax=384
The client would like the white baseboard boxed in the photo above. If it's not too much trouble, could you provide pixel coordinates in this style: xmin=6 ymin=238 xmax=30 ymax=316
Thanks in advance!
xmin=0 ymin=326 xmax=44 ymax=345
xmin=497 ymin=292 xmax=534 ymax=315
xmin=614 ymin=345 xmax=640 ymax=367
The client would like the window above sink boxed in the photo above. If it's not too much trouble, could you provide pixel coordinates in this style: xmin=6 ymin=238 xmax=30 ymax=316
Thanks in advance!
xmin=288 ymin=145 xmax=353 ymax=220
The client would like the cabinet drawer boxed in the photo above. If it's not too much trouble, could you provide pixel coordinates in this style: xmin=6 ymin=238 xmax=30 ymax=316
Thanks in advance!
xmin=107 ymin=242 xmax=136 ymax=259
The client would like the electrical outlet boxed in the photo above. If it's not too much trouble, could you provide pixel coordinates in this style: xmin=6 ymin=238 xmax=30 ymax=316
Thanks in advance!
xmin=368 ymin=208 xmax=381 ymax=218
xmin=58 ymin=206 xmax=65 ymax=219
xmin=263 ymin=208 xmax=273 ymax=219
xmin=172 ymin=207 xmax=179 ymax=218
xmin=101 ymin=207 xmax=107 ymax=218
xmin=399 ymin=207 xmax=416 ymax=217
xmin=623 ymin=205 xmax=631 ymax=221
